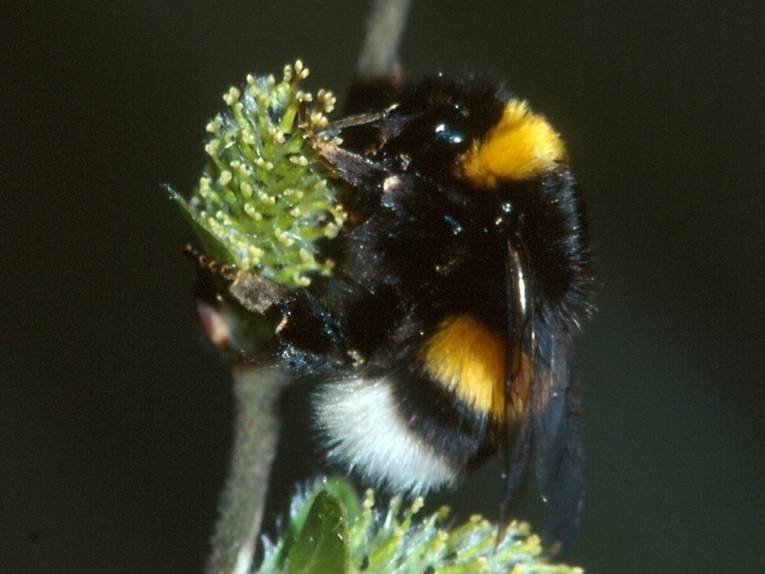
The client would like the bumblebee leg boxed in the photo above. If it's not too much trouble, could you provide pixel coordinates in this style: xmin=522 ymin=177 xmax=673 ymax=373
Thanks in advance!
xmin=184 ymin=245 xmax=348 ymax=373
xmin=265 ymin=288 xmax=349 ymax=376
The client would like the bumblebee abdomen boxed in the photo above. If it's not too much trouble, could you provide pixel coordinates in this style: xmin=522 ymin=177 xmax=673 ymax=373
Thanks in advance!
xmin=313 ymin=311 xmax=535 ymax=493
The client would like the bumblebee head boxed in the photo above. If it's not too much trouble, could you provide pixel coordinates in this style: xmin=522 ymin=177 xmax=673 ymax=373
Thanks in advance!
xmin=378 ymin=74 xmax=567 ymax=194
xmin=378 ymin=74 xmax=504 ymax=174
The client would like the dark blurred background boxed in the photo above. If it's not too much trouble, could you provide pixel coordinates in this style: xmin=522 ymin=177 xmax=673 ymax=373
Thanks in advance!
xmin=5 ymin=1 xmax=764 ymax=572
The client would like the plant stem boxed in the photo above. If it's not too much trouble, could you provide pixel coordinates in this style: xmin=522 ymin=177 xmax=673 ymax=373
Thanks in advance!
xmin=356 ymin=0 xmax=412 ymax=80
xmin=205 ymin=365 xmax=290 ymax=574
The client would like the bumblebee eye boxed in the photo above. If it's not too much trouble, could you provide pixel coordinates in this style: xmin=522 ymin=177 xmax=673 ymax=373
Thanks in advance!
xmin=433 ymin=122 xmax=465 ymax=146
xmin=443 ymin=214 xmax=464 ymax=235
xmin=384 ymin=105 xmax=473 ymax=175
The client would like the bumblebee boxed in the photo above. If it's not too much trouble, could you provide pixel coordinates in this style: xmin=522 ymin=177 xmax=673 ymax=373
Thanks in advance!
xmin=215 ymin=72 xmax=594 ymax=550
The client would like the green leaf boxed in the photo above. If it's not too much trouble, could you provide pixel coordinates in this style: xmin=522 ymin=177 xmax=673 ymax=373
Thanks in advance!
xmin=273 ymin=478 xmax=359 ymax=569
xmin=320 ymin=477 xmax=361 ymax=524
xmin=170 ymin=188 xmax=234 ymax=265
xmin=284 ymin=491 xmax=350 ymax=574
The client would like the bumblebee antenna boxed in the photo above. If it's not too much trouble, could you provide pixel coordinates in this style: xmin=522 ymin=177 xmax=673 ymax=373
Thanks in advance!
xmin=183 ymin=242 xmax=238 ymax=281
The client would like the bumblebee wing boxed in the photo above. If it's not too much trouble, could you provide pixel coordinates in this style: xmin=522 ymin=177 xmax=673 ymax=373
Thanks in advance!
xmin=327 ymin=106 xmax=398 ymax=131
xmin=499 ymin=328 xmax=534 ymax=514
xmin=499 ymin=243 xmax=535 ymax=519
xmin=532 ymin=325 xmax=585 ymax=554
xmin=313 ymin=140 xmax=386 ymax=190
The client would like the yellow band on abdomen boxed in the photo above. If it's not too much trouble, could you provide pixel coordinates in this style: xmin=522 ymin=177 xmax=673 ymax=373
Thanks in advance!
xmin=421 ymin=314 xmax=506 ymax=419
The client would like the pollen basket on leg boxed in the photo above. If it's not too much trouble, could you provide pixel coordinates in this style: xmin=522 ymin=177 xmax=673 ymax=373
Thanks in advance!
xmin=457 ymin=99 xmax=566 ymax=187
xmin=421 ymin=315 xmax=506 ymax=420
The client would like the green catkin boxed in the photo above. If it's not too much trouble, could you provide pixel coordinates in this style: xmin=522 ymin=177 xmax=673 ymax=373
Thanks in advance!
xmin=256 ymin=479 xmax=584 ymax=574
xmin=173 ymin=61 xmax=345 ymax=287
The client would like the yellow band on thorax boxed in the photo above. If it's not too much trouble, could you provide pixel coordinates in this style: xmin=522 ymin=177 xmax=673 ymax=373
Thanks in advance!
xmin=457 ymin=99 xmax=566 ymax=188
